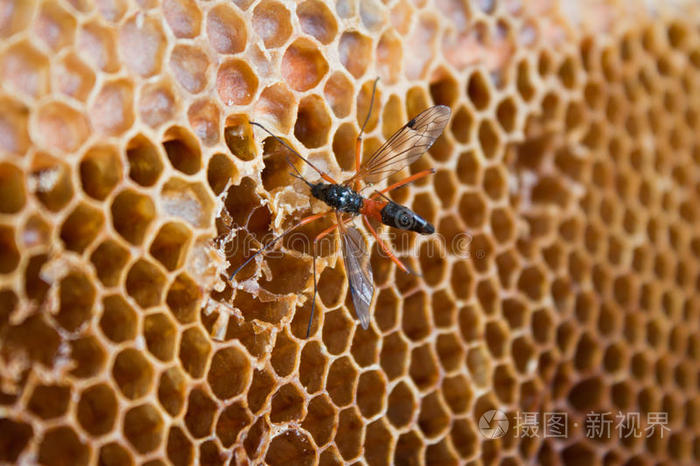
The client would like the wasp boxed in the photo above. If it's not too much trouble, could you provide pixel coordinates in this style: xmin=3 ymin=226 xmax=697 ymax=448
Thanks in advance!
xmin=230 ymin=79 xmax=451 ymax=336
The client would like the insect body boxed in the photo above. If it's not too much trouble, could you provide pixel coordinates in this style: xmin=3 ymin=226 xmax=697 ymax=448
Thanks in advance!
xmin=230 ymin=80 xmax=451 ymax=337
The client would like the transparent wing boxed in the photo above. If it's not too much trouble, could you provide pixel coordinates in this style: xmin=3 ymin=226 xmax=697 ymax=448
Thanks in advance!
xmin=352 ymin=105 xmax=451 ymax=185
xmin=338 ymin=217 xmax=374 ymax=329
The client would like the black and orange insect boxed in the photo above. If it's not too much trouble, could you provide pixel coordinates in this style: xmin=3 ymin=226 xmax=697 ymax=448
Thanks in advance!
xmin=230 ymin=80 xmax=451 ymax=336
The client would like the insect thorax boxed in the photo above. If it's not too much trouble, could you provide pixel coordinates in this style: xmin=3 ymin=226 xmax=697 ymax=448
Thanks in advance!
xmin=311 ymin=183 xmax=363 ymax=214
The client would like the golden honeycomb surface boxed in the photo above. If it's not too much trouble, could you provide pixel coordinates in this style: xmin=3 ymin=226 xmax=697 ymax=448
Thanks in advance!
xmin=0 ymin=0 xmax=699 ymax=465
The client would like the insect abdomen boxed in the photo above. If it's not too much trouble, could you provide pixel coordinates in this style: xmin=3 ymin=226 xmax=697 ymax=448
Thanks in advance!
xmin=380 ymin=201 xmax=435 ymax=234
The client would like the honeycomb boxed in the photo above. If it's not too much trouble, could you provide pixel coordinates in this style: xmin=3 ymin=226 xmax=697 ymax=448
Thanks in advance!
xmin=0 ymin=0 xmax=699 ymax=465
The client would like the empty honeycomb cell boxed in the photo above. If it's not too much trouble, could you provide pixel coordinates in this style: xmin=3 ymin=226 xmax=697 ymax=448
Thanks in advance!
xmin=458 ymin=191 xmax=486 ymax=229
xmin=79 ymin=146 xmax=121 ymax=201
xmin=418 ymin=391 xmax=450 ymax=439
xmin=123 ymin=404 xmax=164 ymax=454
xmin=70 ymin=335 xmax=106 ymax=378
xmin=206 ymin=345 xmax=250 ymax=400
xmin=297 ymin=0 xmax=337 ymax=44
xmin=516 ymin=59 xmax=536 ymax=101
xmin=184 ymin=388 xmax=217 ymax=438
xmin=252 ymin=87 xmax=293 ymax=136
xmin=339 ymin=32 xmax=372 ymax=78
xmin=170 ymin=44 xmax=209 ymax=95
xmin=113 ymin=347 xmax=155 ymax=399
xmin=3 ymin=314 xmax=60 ymax=368
xmin=207 ymin=152 xmax=237 ymax=195
xmin=0 ymin=97 xmax=30 ymax=156
xmin=335 ymin=406 xmax=364 ymax=460
xmin=302 ymin=394 xmax=336 ymax=448
xmin=163 ymin=0 xmax=201 ymax=39
xmin=100 ymin=295 xmax=137 ymax=343
xmin=34 ymin=101 xmax=89 ymax=153
xmin=252 ymin=0 xmax=292 ymax=48
xmin=466 ymin=344 xmax=493 ymax=389
xmin=223 ymin=117 xmax=258 ymax=163
xmin=125 ymin=259 xmax=166 ymax=309
xmin=295 ymin=94 xmax=332 ymax=149
xmin=90 ymin=239 xmax=130 ymax=287
xmin=111 ymin=190 xmax=156 ymax=245
xmin=265 ymin=429 xmax=315 ymax=466
xmin=356 ymin=370 xmax=386 ymax=417
xmin=79 ymin=21 xmax=119 ymax=72
xmin=188 ymin=100 xmax=220 ymax=146
xmin=163 ymin=126 xmax=203 ymax=175
xmin=143 ymin=312 xmax=177 ymax=361
xmin=322 ymin=309 xmax=354 ymax=355
xmin=54 ymin=53 xmax=95 ymax=101
xmin=158 ymin=366 xmax=187 ymax=416
xmin=76 ymin=383 xmax=118 ymax=436
xmin=149 ymin=223 xmax=192 ymax=272
xmin=56 ymin=271 xmax=96 ymax=332
xmin=478 ymin=119 xmax=501 ymax=159
xmin=409 ymin=343 xmax=440 ymax=391
xmin=436 ymin=332 xmax=465 ymax=373
xmin=324 ymin=72 xmax=354 ymax=118
xmin=326 ymin=356 xmax=358 ymax=407
xmin=59 ymin=203 xmax=105 ymax=254
xmin=387 ymin=384 xmax=416 ymax=428
xmin=247 ymin=367 xmax=276 ymax=414
xmin=118 ymin=13 xmax=166 ymax=77
xmin=299 ymin=341 xmax=327 ymax=394
xmin=401 ymin=291 xmax=431 ymax=341
xmin=442 ymin=373 xmax=472 ymax=414
xmin=380 ymin=331 xmax=409 ymax=380
xmin=179 ymin=326 xmax=212 ymax=378
xmin=38 ymin=426 xmax=90 ymax=466
xmin=139 ymin=80 xmax=178 ymax=128
xmin=27 ymin=384 xmax=71 ymax=420
xmin=243 ymin=416 xmax=268 ymax=458
xmin=166 ymin=274 xmax=201 ymax=324
xmin=0 ymin=41 xmax=49 ymax=99
xmin=217 ymin=59 xmax=258 ymax=105
xmin=126 ymin=135 xmax=164 ymax=187
xmin=167 ymin=426 xmax=194 ymax=466
xmin=0 ymin=226 xmax=19 ymax=274
xmin=282 ymin=38 xmax=328 ymax=92
xmin=206 ymin=4 xmax=246 ymax=54
xmin=98 ymin=442 xmax=133 ymax=466
xmin=350 ymin=325 xmax=379 ymax=367
xmin=216 ymin=401 xmax=251 ymax=447
xmin=270 ymin=383 xmax=305 ymax=423
xmin=395 ymin=430 xmax=423 ymax=464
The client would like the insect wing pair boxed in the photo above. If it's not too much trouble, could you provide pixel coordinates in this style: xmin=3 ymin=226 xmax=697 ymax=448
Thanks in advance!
xmin=335 ymin=105 xmax=451 ymax=328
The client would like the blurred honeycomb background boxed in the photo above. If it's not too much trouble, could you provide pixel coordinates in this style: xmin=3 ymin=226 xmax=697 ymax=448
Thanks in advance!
xmin=0 ymin=0 xmax=699 ymax=464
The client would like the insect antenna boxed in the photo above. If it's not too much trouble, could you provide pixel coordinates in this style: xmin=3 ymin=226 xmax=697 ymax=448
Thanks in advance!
xmin=359 ymin=77 xmax=380 ymax=137
xmin=249 ymin=121 xmax=329 ymax=181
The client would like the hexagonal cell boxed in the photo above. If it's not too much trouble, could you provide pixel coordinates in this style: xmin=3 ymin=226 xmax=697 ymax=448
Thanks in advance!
xmin=401 ymin=291 xmax=431 ymax=341
xmin=516 ymin=59 xmax=536 ymax=101
xmin=53 ymin=53 xmax=95 ymax=101
xmin=167 ymin=425 xmax=194 ymax=466
xmin=326 ymin=356 xmax=358 ymax=407
xmin=148 ymin=222 xmax=192 ymax=272
xmin=243 ymin=415 xmax=270 ymax=460
xmin=324 ymin=72 xmax=354 ymax=118
xmin=183 ymin=388 xmax=217 ymax=438
xmin=206 ymin=345 xmax=251 ymax=401
xmin=282 ymin=38 xmax=329 ymax=92
xmin=158 ymin=366 xmax=187 ymax=416
xmin=247 ymin=367 xmax=276 ymax=414
xmin=162 ymin=126 xmax=202 ymax=175
xmin=123 ymin=403 xmax=164 ymax=454
xmin=170 ymin=44 xmax=209 ymax=94
xmin=143 ymin=312 xmax=177 ymax=362
xmin=187 ymin=99 xmax=221 ymax=146
xmin=0 ymin=41 xmax=50 ymax=99
xmin=90 ymin=238 xmax=130 ymax=287
xmin=252 ymin=0 xmax=292 ymax=48
xmin=76 ymin=383 xmax=118 ymax=436
xmin=297 ymin=0 xmax=337 ymax=44
xmin=417 ymin=391 xmax=450 ymax=439
xmin=301 ymin=394 xmax=336 ymax=448
xmin=321 ymin=308 xmax=354 ymax=355
xmin=111 ymin=190 xmax=156 ymax=245
xmin=34 ymin=101 xmax=89 ymax=153
xmin=139 ymin=80 xmax=177 ymax=128
xmin=270 ymin=382 xmax=305 ymax=423
xmin=179 ymin=326 xmax=212 ymax=378
xmin=256 ymin=83 xmax=296 ymax=134
xmin=224 ymin=115 xmax=257 ymax=162
xmin=350 ymin=324 xmax=380 ymax=367
xmin=356 ymin=369 xmax=386 ymax=418
xmin=98 ymin=443 xmax=133 ymax=466
xmin=387 ymin=381 xmax=415 ymax=429
xmin=339 ymin=30 xmax=373 ymax=79
xmin=59 ymin=203 xmax=106 ymax=256
xmin=216 ymin=401 xmax=251 ymax=447
xmin=70 ymin=335 xmax=106 ymax=378
xmin=266 ymin=429 xmax=315 ymax=465
xmin=56 ymin=271 xmax=96 ymax=332
xmin=118 ymin=13 xmax=166 ymax=77
xmin=38 ymin=426 xmax=90 ymax=466
xmin=297 ymin=340 xmax=326 ymax=394
xmin=206 ymin=4 xmax=246 ymax=54
xmin=112 ymin=347 xmax=155 ymax=399
xmin=165 ymin=273 xmax=200 ymax=324
xmin=409 ymin=343 xmax=440 ymax=392
xmin=0 ymin=226 xmax=19 ymax=275
xmin=126 ymin=134 xmax=164 ymax=187
xmin=379 ymin=330 xmax=409 ymax=380
xmin=458 ymin=191 xmax=486 ymax=230
xmin=162 ymin=0 xmax=201 ymax=38
xmin=217 ymin=59 xmax=258 ymax=105
xmin=27 ymin=384 xmax=70 ymax=420
xmin=436 ymin=332 xmax=465 ymax=373
xmin=295 ymin=94 xmax=332 ymax=149
xmin=78 ymin=21 xmax=119 ymax=72
xmin=100 ymin=294 xmax=137 ymax=343
xmin=79 ymin=145 xmax=121 ymax=201
xmin=334 ymin=406 xmax=364 ymax=461
xmin=207 ymin=152 xmax=237 ymax=195
xmin=125 ymin=259 xmax=166 ymax=309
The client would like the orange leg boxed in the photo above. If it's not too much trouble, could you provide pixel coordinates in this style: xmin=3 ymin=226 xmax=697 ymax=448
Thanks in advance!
xmin=230 ymin=210 xmax=331 ymax=280
xmin=371 ymin=168 xmax=436 ymax=198
xmin=362 ymin=215 xmax=418 ymax=275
